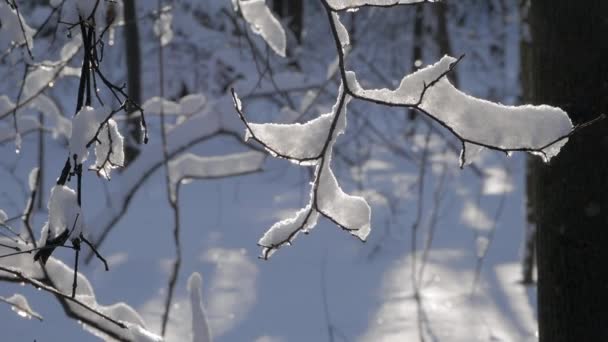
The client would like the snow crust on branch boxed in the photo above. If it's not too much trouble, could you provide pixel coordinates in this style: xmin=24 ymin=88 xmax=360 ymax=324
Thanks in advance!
xmin=69 ymin=106 xmax=125 ymax=177
xmin=326 ymin=0 xmax=429 ymax=11
xmin=46 ymin=185 xmax=82 ymax=240
xmin=142 ymin=93 xmax=206 ymax=116
xmin=168 ymin=151 xmax=265 ymax=201
xmin=0 ymin=3 xmax=34 ymax=53
xmin=1 ymin=293 xmax=42 ymax=321
xmin=236 ymin=85 xmax=371 ymax=258
xmin=238 ymin=0 xmax=286 ymax=57
xmin=0 ymin=238 xmax=162 ymax=341
xmin=91 ymin=119 xmax=124 ymax=180
xmin=345 ymin=55 xmax=573 ymax=162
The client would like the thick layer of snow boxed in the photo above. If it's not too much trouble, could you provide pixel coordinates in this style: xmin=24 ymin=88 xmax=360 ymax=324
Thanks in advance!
xmin=346 ymin=56 xmax=573 ymax=161
xmin=317 ymin=149 xmax=371 ymax=240
xmin=91 ymin=119 xmax=124 ymax=180
xmin=0 ymin=3 xmax=34 ymax=53
xmin=239 ymin=0 xmax=286 ymax=57
xmin=1 ymin=293 xmax=42 ymax=321
xmin=47 ymin=185 xmax=82 ymax=239
xmin=326 ymin=0 xmax=427 ymax=10
xmin=69 ymin=106 xmax=113 ymax=164
xmin=168 ymin=151 xmax=265 ymax=201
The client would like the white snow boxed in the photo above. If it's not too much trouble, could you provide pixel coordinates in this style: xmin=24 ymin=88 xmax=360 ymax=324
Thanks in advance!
xmin=142 ymin=93 xmax=206 ymax=116
xmin=0 ymin=209 xmax=6 ymax=224
xmin=154 ymin=6 xmax=174 ymax=46
xmin=27 ymin=167 xmax=39 ymax=192
xmin=332 ymin=12 xmax=350 ymax=54
xmin=188 ymin=272 xmax=212 ymax=342
xmin=0 ymin=3 xmax=34 ymax=53
xmin=239 ymin=0 xmax=286 ymax=57
xmin=326 ymin=0 xmax=427 ymax=11
xmin=1 ymin=293 xmax=42 ymax=320
xmin=316 ymin=149 xmax=371 ymax=240
xmin=258 ymin=205 xmax=320 ymax=254
xmin=47 ymin=185 xmax=82 ymax=239
xmin=91 ymin=119 xmax=125 ymax=180
xmin=346 ymin=55 xmax=573 ymax=161
xmin=69 ymin=106 xmax=110 ymax=164
xmin=250 ymin=83 xmax=370 ymax=255
xmin=168 ymin=151 xmax=265 ymax=201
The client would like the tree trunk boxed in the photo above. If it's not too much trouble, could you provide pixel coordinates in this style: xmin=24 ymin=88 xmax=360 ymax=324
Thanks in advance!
xmin=123 ymin=0 xmax=142 ymax=164
xmin=520 ymin=0 xmax=536 ymax=285
xmin=531 ymin=1 xmax=608 ymax=341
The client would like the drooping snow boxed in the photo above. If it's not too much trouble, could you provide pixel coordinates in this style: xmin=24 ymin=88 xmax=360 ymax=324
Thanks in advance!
xmin=69 ymin=106 xmax=110 ymax=164
xmin=28 ymin=167 xmax=39 ymax=192
xmin=332 ymin=12 xmax=350 ymax=54
xmin=188 ymin=272 xmax=212 ymax=342
xmin=346 ymin=55 xmax=573 ymax=161
xmin=0 ymin=3 xmax=34 ymax=53
xmin=0 ymin=209 xmax=6 ymax=223
xmin=47 ymin=185 xmax=82 ymax=239
xmin=91 ymin=119 xmax=124 ymax=180
xmin=258 ymin=205 xmax=320 ymax=255
xmin=242 ymin=86 xmax=350 ymax=162
xmin=154 ymin=6 xmax=174 ymax=46
xmin=142 ymin=93 xmax=206 ymax=116
xmin=168 ymin=151 xmax=265 ymax=201
xmin=245 ymin=83 xmax=370 ymax=256
xmin=316 ymin=150 xmax=371 ymax=240
xmin=325 ymin=0 xmax=427 ymax=11
xmin=238 ymin=0 xmax=286 ymax=57
xmin=1 ymin=293 xmax=42 ymax=321
xmin=0 ymin=237 xmax=159 ymax=341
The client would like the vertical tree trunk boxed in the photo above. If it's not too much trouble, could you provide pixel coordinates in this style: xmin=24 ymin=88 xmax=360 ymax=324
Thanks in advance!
xmin=520 ymin=0 xmax=536 ymax=285
xmin=531 ymin=1 xmax=608 ymax=341
xmin=123 ymin=0 xmax=142 ymax=164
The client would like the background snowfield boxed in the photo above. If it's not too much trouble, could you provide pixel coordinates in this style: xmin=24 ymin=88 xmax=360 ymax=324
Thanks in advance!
xmin=0 ymin=1 xmax=542 ymax=341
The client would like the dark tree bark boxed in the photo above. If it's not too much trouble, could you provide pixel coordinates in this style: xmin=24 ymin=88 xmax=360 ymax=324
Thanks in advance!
xmin=531 ymin=1 xmax=608 ymax=341
xmin=272 ymin=0 xmax=303 ymax=44
xmin=123 ymin=0 xmax=142 ymax=164
xmin=520 ymin=0 xmax=536 ymax=285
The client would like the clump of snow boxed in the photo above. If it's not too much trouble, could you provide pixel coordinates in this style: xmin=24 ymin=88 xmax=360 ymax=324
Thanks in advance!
xmin=346 ymin=55 xmax=573 ymax=162
xmin=47 ymin=185 xmax=82 ymax=239
xmin=188 ymin=272 xmax=212 ymax=342
xmin=2 ymin=293 xmax=42 ymax=320
xmin=154 ymin=6 xmax=174 ymax=46
xmin=238 ymin=0 xmax=286 ymax=57
xmin=0 ymin=209 xmax=7 ymax=224
xmin=0 ymin=3 xmax=34 ymax=53
xmin=69 ymin=106 xmax=110 ymax=164
xmin=258 ymin=206 xmax=320 ymax=255
xmin=326 ymin=0 xmax=428 ymax=11
xmin=243 ymin=83 xmax=370 ymax=256
xmin=168 ymin=151 xmax=265 ymax=201
xmin=332 ymin=12 xmax=350 ymax=53
xmin=28 ymin=167 xmax=39 ymax=192
xmin=317 ymin=150 xmax=371 ymax=240
xmin=91 ymin=119 xmax=124 ymax=180
xmin=142 ymin=93 xmax=206 ymax=116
